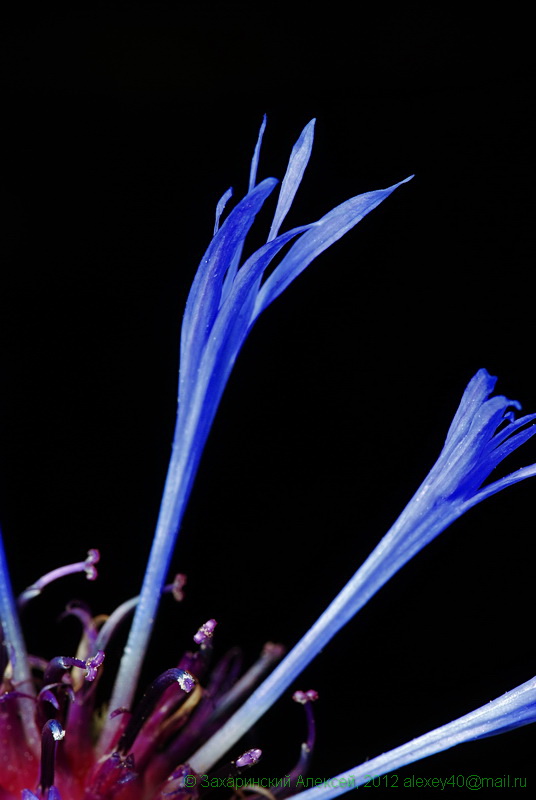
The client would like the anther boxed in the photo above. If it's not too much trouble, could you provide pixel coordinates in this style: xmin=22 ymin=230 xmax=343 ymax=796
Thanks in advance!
xmin=117 ymin=668 xmax=195 ymax=755
xmin=43 ymin=651 xmax=105 ymax=685
xmin=292 ymin=689 xmax=318 ymax=704
xmin=193 ymin=619 xmax=217 ymax=646
xmin=235 ymin=748 xmax=262 ymax=769
xmin=202 ymin=747 xmax=262 ymax=788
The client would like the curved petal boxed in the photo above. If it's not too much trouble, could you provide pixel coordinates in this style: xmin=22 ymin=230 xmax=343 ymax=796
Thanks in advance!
xmin=268 ymin=118 xmax=316 ymax=242
xmin=252 ymin=176 xmax=414 ymax=320
xmin=179 ymin=178 xmax=278 ymax=411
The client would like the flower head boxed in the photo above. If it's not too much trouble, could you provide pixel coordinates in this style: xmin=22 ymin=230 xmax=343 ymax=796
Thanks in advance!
xmin=1 ymin=117 xmax=534 ymax=800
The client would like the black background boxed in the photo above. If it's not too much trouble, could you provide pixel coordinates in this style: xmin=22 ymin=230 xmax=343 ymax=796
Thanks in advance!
xmin=1 ymin=5 xmax=535 ymax=796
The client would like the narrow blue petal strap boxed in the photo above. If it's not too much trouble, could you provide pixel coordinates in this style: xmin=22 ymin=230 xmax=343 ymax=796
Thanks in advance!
xmin=248 ymin=114 xmax=267 ymax=191
xmin=483 ymin=422 xmax=536 ymax=471
xmin=443 ymin=368 xmax=497 ymax=448
xmin=179 ymin=178 xmax=278 ymax=409
xmin=460 ymin=462 xmax=536 ymax=509
xmin=190 ymin=226 xmax=312 ymax=433
xmin=214 ymin=187 xmax=233 ymax=234
xmin=486 ymin=412 xmax=536 ymax=450
xmin=268 ymin=118 xmax=316 ymax=242
xmin=252 ymin=177 xmax=413 ymax=320
xmin=0 ymin=527 xmax=39 ymax=752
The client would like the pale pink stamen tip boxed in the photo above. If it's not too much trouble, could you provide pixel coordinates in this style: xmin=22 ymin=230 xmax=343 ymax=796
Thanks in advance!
xmin=292 ymin=689 xmax=319 ymax=704
xmin=235 ymin=748 xmax=262 ymax=768
xmin=85 ymin=650 xmax=106 ymax=681
xmin=177 ymin=670 xmax=196 ymax=693
xmin=84 ymin=549 xmax=100 ymax=580
xmin=193 ymin=618 xmax=217 ymax=644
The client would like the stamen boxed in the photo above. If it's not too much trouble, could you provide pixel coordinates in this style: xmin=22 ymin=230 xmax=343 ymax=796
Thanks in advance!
xmin=209 ymin=643 xmax=285 ymax=722
xmin=176 ymin=618 xmax=221 ymax=682
xmin=84 ymin=650 xmax=106 ymax=681
xmin=203 ymin=748 xmax=262 ymax=790
xmin=290 ymin=690 xmax=318 ymax=777
xmin=201 ymin=748 xmax=262 ymax=793
xmin=93 ymin=597 xmax=139 ymax=655
xmin=193 ymin=619 xmax=217 ymax=646
xmin=235 ymin=749 xmax=262 ymax=769
xmin=38 ymin=719 xmax=65 ymax=795
xmin=117 ymin=668 xmax=195 ymax=755
xmin=18 ymin=549 xmax=100 ymax=608
xmin=43 ymin=651 xmax=105 ymax=685
xmin=146 ymin=649 xmax=243 ymax=785
xmin=243 ymin=692 xmax=318 ymax=800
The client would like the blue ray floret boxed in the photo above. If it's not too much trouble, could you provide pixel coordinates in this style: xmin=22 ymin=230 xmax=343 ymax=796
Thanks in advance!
xmin=103 ymin=118 xmax=413 ymax=731
xmin=189 ymin=368 xmax=536 ymax=772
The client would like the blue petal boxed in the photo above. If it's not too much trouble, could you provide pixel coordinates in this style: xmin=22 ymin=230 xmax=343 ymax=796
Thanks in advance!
xmin=179 ymin=178 xmax=278 ymax=410
xmin=213 ymin=187 xmax=233 ymax=234
xmin=461 ymin=462 xmax=536 ymax=509
xmin=488 ymin=412 xmax=536 ymax=449
xmin=178 ymin=225 xmax=310 ymax=447
xmin=252 ymin=176 xmax=414 ymax=320
xmin=481 ymin=419 xmax=536 ymax=472
xmin=248 ymin=114 xmax=267 ymax=191
xmin=442 ymin=368 xmax=497 ymax=450
xmin=267 ymin=118 xmax=315 ymax=242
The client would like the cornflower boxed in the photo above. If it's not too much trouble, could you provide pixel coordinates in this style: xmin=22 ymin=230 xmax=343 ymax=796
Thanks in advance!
xmin=0 ymin=118 xmax=534 ymax=800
